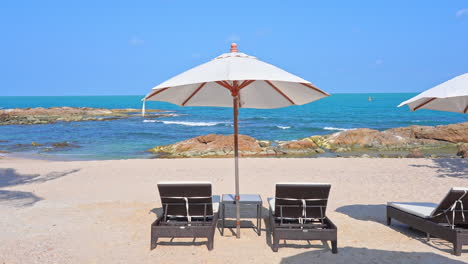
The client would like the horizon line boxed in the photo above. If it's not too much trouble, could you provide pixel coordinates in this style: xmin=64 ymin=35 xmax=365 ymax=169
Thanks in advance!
xmin=0 ymin=92 xmax=420 ymax=97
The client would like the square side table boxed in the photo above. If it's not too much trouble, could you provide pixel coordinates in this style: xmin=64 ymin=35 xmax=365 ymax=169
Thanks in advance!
xmin=220 ymin=194 xmax=262 ymax=236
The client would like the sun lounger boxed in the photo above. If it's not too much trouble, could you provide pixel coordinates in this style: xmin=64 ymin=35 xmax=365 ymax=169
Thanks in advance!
xmin=268 ymin=183 xmax=338 ymax=253
xmin=150 ymin=182 xmax=219 ymax=250
xmin=387 ymin=187 xmax=468 ymax=256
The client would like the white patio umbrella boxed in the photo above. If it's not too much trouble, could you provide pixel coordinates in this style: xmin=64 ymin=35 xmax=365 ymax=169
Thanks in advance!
xmin=398 ymin=73 xmax=468 ymax=113
xmin=142 ymin=43 xmax=330 ymax=238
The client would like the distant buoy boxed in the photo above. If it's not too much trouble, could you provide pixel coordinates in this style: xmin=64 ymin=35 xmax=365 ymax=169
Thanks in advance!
xmin=368 ymin=96 xmax=373 ymax=102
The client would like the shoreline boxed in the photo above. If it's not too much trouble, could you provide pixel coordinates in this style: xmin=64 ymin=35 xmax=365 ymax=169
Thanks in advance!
xmin=1 ymin=106 xmax=466 ymax=160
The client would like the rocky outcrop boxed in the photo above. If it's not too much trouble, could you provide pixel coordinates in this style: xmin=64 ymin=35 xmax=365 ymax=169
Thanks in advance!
xmin=306 ymin=123 xmax=468 ymax=152
xmin=148 ymin=122 xmax=468 ymax=158
xmin=275 ymin=140 xmax=324 ymax=155
xmin=148 ymin=134 xmax=265 ymax=157
xmin=411 ymin=123 xmax=468 ymax=143
xmin=0 ymin=107 xmax=171 ymax=125
xmin=148 ymin=134 xmax=325 ymax=158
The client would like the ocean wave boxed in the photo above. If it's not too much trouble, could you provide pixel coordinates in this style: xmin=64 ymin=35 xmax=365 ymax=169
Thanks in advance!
xmin=276 ymin=126 xmax=291 ymax=130
xmin=323 ymin=127 xmax=355 ymax=131
xmin=144 ymin=120 xmax=225 ymax=126
xmin=162 ymin=121 xmax=223 ymax=126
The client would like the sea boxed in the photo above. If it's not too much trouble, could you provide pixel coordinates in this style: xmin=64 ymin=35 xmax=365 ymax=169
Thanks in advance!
xmin=0 ymin=94 xmax=466 ymax=160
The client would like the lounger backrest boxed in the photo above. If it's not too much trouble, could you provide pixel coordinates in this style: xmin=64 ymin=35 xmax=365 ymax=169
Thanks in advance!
xmin=274 ymin=183 xmax=331 ymax=219
xmin=430 ymin=187 xmax=468 ymax=224
xmin=157 ymin=182 xmax=213 ymax=218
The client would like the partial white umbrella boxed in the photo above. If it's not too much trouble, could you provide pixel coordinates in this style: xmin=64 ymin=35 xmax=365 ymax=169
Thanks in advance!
xmin=142 ymin=43 xmax=330 ymax=238
xmin=398 ymin=73 xmax=468 ymax=114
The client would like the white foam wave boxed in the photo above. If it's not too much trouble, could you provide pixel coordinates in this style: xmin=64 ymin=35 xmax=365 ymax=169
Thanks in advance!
xmin=144 ymin=120 xmax=225 ymax=126
xmin=162 ymin=121 xmax=223 ymax=126
xmin=276 ymin=126 xmax=291 ymax=130
xmin=323 ymin=127 xmax=355 ymax=131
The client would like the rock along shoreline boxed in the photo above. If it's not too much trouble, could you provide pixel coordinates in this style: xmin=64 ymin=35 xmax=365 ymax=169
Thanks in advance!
xmin=148 ymin=122 xmax=468 ymax=159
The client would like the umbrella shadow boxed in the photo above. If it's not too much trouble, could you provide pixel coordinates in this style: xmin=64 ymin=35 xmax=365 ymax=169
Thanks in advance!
xmin=0 ymin=168 xmax=80 ymax=188
xmin=0 ymin=168 xmax=79 ymax=207
xmin=0 ymin=190 xmax=43 ymax=207
xmin=280 ymin=247 xmax=467 ymax=264
xmin=217 ymin=201 xmax=274 ymax=237
xmin=409 ymin=158 xmax=468 ymax=178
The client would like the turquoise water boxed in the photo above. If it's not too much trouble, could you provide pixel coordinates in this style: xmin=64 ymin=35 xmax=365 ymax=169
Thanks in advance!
xmin=0 ymin=94 xmax=466 ymax=160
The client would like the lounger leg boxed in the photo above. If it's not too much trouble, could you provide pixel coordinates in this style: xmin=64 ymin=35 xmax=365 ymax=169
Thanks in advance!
xmin=387 ymin=217 xmax=391 ymax=226
xmin=257 ymin=204 xmax=261 ymax=236
xmin=150 ymin=235 xmax=158 ymax=250
xmin=221 ymin=204 xmax=225 ymax=236
xmin=207 ymin=237 xmax=214 ymax=251
xmin=453 ymin=241 xmax=462 ymax=256
xmin=268 ymin=211 xmax=272 ymax=232
xmin=331 ymin=240 xmax=338 ymax=254
xmin=272 ymin=233 xmax=279 ymax=252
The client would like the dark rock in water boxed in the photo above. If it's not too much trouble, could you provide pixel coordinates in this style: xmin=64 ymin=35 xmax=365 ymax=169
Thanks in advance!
xmin=407 ymin=148 xmax=424 ymax=158
xmin=0 ymin=140 xmax=8 ymax=143
xmin=457 ymin=144 xmax=468 ymax=158
xmin=51 ymin=142 xmax=80 ymax=148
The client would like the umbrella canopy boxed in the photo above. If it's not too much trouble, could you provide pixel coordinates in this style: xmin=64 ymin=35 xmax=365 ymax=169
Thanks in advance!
xmin=398 ymin=73 xmax=468 ymax=114
xmin=143 ymin=43 xmax=330 ymax=238
xmin=143 ymin=43 xmax=329 ymax=109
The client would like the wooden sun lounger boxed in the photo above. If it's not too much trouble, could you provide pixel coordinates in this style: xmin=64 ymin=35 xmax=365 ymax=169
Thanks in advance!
xmin=150 ymin=182 xmax=219 ymax=250
xmin=387 ymin=187 xmax=468 ymax=256
xmin=268 ymin=183 xmax=338 ymax=253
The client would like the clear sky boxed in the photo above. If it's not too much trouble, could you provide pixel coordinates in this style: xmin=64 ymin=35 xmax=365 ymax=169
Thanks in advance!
xmin=1 ymin=1 xmax=467 ymax=96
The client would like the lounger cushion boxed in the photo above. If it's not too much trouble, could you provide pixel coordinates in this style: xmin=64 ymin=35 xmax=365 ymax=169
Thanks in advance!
xmin=387 ymin=202 xmax=438 ymax=218
xmin=212 ymin=195 xmax=220 ymax=214
xmin=268 ymin=197 xmax=275 ymax=213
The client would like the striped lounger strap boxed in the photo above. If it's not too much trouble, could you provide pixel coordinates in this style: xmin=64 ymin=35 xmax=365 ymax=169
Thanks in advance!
xmin=161 ymin=196 xmax=213 ymax=222
xmin=276 ymin=197 xmax=328 ymax=225
xmin=430 ymin=190 xmax=468 ymax=229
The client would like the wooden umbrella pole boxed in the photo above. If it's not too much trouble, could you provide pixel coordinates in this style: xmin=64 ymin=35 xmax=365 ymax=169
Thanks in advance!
xmin=232 ymin=81 xmax=241 ymax=238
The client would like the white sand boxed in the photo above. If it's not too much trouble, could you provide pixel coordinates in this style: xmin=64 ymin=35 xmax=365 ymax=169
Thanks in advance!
xmin=0 ymin=157 xmax=467 ymax=264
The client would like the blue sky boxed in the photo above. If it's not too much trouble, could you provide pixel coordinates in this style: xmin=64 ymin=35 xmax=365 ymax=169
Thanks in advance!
xmin=1 ymin=0 xmax=467 ymax=96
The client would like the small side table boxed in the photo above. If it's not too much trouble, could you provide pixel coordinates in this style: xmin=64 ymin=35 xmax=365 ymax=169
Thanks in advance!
xmin=220 ymin=194 xmax=262 ymax=236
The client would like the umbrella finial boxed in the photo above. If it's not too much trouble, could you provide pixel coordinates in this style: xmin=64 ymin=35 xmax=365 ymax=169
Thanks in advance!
xmin=230 ymin=43 xmax=238 ymax=52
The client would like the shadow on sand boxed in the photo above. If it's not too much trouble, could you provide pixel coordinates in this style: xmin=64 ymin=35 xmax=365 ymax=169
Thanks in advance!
xmin=0 ymin=168 xmax=79 ymax=207
xmin=336 ymin=204 xmax=468 ymax=255
xmin=280 ymin=247 xmax=467 ymax=264
xmin=410 ymin=158 xmax=468 ymax=178
xmin=0 ymin=190 xmax=42 ymax=207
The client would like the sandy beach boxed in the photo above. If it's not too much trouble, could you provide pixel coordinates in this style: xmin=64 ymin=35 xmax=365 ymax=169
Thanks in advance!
xmin=0 ymin=157 xmax=466 ymax=263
